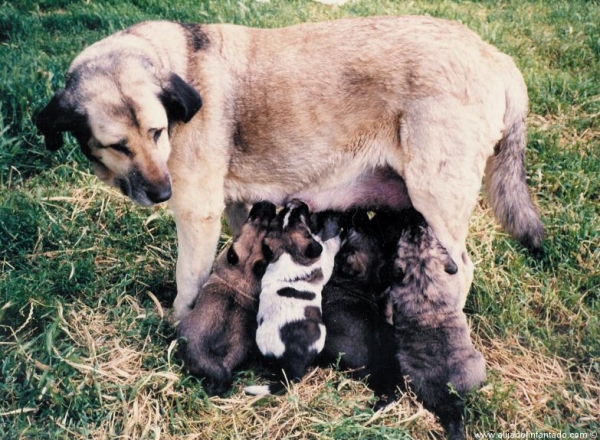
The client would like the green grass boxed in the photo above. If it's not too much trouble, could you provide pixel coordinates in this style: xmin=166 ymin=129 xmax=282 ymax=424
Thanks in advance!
xmin=1 ymin=0 xmax=599 ymax=438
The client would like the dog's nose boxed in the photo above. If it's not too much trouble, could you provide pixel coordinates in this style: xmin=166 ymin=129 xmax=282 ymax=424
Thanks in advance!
xmin=146 ymin=184 xmax=172 ymax=203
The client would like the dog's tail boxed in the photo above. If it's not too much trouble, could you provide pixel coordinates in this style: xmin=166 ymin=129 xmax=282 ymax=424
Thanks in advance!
xmin=485 ymin=63 xmax=545 ymax=254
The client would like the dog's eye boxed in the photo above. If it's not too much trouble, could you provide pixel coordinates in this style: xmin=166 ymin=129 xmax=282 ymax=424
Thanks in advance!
xmin=153 ymin=128 xmax=164 ymax=143
xmin=107 ymin=141 xmax=133 ymax=157
xmin=227 ymin=246 xmax=239 ymax=265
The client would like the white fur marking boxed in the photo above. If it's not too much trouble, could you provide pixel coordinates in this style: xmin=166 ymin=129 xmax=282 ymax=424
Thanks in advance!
xmin=282 ymin=209 xmax=293 ymax=230
xmin=243 ymin=385 xmax=271 ymax=395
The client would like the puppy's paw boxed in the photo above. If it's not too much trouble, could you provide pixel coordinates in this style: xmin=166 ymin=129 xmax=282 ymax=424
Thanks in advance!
xmin=244 ymin=384 xmax=272 ymax=396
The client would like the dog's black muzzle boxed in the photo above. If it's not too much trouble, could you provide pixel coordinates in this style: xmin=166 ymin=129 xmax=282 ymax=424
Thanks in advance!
xmin=117 ymin=167 xmax=172 ymax=206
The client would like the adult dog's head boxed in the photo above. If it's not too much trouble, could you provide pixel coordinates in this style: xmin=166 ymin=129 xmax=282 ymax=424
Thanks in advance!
xmin=34 ymin=22 xmax=203 ymax=206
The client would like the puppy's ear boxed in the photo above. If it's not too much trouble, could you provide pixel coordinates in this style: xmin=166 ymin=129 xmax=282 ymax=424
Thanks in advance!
xmin=160 ymin=73 xmax=203 ymax=123
xmin=304 ymin=239 xmax=323 ymax=259
xmin=295 ymin=203 xmax=310 ymax=224
xmin=311 ymin=211 xmax=341 ymax=241
xmin=34 ymin=91 xmax=80 ymax=151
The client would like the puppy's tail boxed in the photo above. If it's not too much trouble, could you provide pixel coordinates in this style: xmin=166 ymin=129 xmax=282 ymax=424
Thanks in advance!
xmin=485 ymin=63 xmax=545 ymax=254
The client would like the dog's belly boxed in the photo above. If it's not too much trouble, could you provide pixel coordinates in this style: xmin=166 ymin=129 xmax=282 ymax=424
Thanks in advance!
xmin=290 ymin=166 xmax=412 ymax=212
xmin=225 ymin=163 xmax=411 ymax=212
xmin=224 ymin=115 xmax=411 ymax=211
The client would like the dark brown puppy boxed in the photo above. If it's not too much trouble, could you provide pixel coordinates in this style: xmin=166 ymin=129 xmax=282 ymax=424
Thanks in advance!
xmin=389 ymin=209 xmax=486 ymax=439
xmin=178 ymin=201 xmax=276 ymax=395
xmin=318 ymin=210 xmax=398 ymax=410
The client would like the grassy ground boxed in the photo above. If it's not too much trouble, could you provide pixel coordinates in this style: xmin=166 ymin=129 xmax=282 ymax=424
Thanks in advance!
xmin=1 ymin=0 xmax=598 ymax=438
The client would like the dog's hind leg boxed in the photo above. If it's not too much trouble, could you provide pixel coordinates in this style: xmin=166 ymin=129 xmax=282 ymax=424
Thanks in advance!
xmin=392 ymin=96 xmax=503 ymax=304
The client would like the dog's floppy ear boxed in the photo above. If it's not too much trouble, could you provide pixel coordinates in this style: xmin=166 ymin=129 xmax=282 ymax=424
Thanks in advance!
xmin=160 ymin=73 xmax=203 ymax=123
xmin=34 ymin=91 xmax=80 ymax=151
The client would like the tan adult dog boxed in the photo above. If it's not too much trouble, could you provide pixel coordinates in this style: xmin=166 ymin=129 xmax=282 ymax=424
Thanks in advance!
xmin=34 ymin=16 xmax=545 ymax=319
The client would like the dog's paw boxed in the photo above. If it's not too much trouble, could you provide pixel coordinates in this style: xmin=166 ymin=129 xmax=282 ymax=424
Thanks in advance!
xmin=244 ymin=384 xmax=272 ymax=396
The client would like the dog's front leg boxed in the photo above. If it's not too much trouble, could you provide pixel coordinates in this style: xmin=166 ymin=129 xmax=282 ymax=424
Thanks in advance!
xmin=172 ymin=206 xmax=223 ymax=320
xmin=170 ymin=173 xmax=226 ymax=321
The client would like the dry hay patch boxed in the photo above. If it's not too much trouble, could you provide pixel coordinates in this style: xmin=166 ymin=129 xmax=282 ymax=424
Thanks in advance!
xmin=9 ymin=285 xmax=595 ymax=438
xmin=473 ymin=332 xmax=599 ymax=433
xmin=49 ymin=296 xmax=447 ymax=439
xmin=44 ymin=296 xmax=181 ymax=439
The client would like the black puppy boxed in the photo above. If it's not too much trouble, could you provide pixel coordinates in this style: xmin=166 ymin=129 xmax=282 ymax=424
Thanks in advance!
xmin=318 ymin=210 xmax=398 ymax=409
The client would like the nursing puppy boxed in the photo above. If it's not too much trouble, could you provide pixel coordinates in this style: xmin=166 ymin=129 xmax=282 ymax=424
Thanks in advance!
xmin=178 ymin=201 xmax=276 ymax=395
xmin=389 ymin=209 xmax=486 ymax=439
xmin=318 ymin=210 xmax=398 ymax=410
xmin=245 ymin=200 xmax=341 ymax=395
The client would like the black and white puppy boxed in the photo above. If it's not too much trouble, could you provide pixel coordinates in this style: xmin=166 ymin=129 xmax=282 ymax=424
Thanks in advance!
xmin=318 ymin=210 xmax=398 ymax=409
xmin=389 ymin=209 xmax=486 ymax=440
xmin=245 ymin=200 xmax=341 ymax=395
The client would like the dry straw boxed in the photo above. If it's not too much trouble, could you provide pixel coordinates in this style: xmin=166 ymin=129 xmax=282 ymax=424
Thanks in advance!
xmin=6 ymin=289 xmax=596 ymax=439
